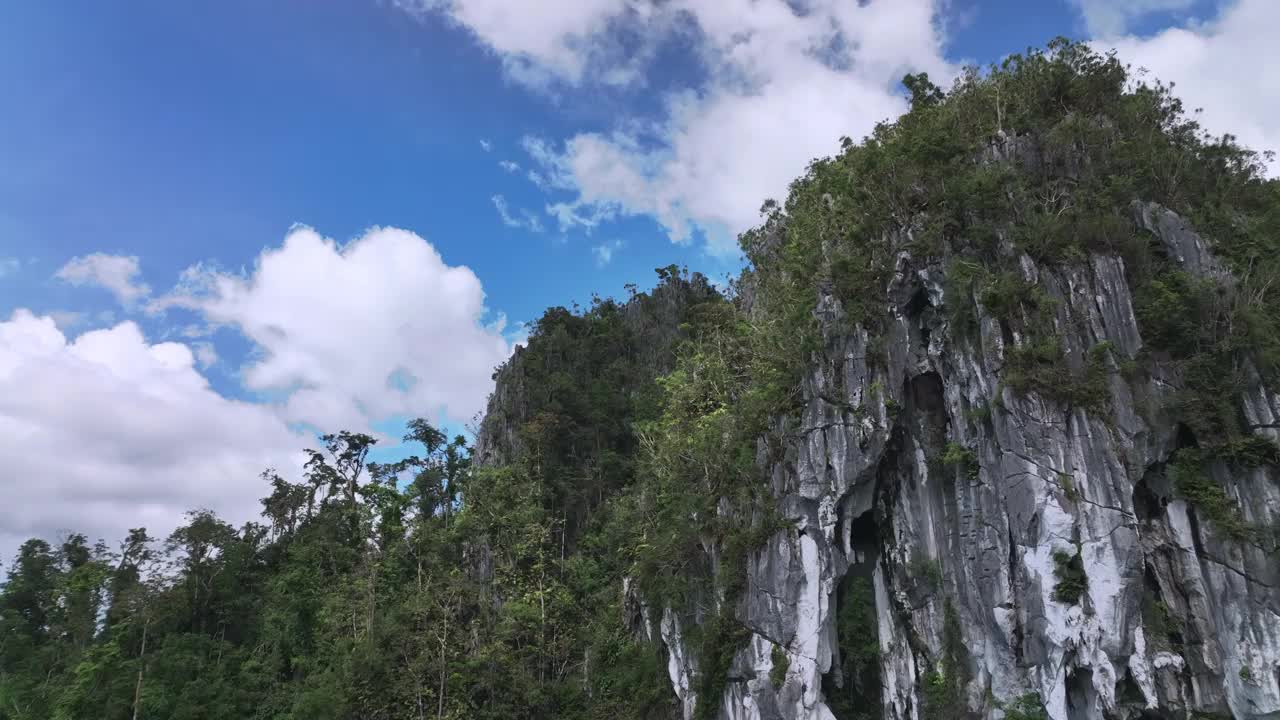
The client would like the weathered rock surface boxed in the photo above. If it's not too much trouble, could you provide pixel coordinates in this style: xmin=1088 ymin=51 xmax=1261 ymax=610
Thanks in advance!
xmin=653 ymin=202 xmax=1280 ymax=719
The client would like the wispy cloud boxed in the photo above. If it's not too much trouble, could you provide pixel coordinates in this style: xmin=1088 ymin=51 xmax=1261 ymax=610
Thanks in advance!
xmin=479 ymin=138 xmax=493 ymax=152
xmin=191 ymin=341 xmax=218 ymax=369
xmin=546 ymin=200 xmax=616 ymax=234
xmin=592 ymin=239 xmax=623 ymax=266
xmin=491 ymin=194 xmax=545 ymax=233
xmin=499 ymin=160 xmax=521 ymax=173
xmin=0 ymin=257 xmax=19 ymax=277
xmin=54 ymin=253 xmax=151 ymax=307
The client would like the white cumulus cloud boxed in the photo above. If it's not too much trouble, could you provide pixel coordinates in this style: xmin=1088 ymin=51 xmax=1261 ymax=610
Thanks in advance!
xmin=396 ymin=0 xmax=650 ymax=89
xmin=152 ymin=225 xmax=515 ymax=434
xmin=0 ymin=309 xmax=306 ymax=561
xmin=406 ymin=0 xmax=954 ymax=255
xmin=55 ymin=253 xmax=151 ymax=307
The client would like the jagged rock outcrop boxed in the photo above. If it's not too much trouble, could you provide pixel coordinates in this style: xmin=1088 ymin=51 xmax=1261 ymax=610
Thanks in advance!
xmin=649 ymin=201 xmax=1280 ymax=720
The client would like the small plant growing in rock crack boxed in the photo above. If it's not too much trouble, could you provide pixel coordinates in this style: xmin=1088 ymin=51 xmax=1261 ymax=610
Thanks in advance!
xmin=770 ymin=643 xmax=790 ymax=688
xmin=1052 ymin=548 xmax=1088 ymax=604
xmin=1170 ymin=449 xmax=1257 ymax=544
xmin=884 ymin=397 xmax=901 ymax=418
xmin=1141 ymin=594 xmax=1178 ymax=649
xmin=1117 ymin=355 xmax=1142 ymax=380
xmin=964 ymin=401 xmax=992 ymax=423
xmin=909 ymin=555 xmax=944 ymax=593
xmin=999 ymin=692 xmax=1048 ymax=720
xmin=922 ymin=670 xmax=953 ymax=719
xmin=1239 ymin=665 xmax=1254 ymax=684
xmin=693 ymin=611 xmax=752 ymax=720
xmin=942 ymin=442 xmax=979 ymax=480
xmin=921 ymin=600 xmax=970 ymax=720
xmin=1057 ymin=473 xmax=1078 ymax=502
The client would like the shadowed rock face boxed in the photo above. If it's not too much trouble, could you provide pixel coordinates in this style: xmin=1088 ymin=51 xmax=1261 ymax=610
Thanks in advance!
xmin=649 ymin=203 xmax=1280 ymax=720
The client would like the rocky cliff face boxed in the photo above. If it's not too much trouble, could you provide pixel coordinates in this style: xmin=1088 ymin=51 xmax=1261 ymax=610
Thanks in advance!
xmin=645 ymin=200 xmax=1280 ymax=720
xmin=474 ymin=45 xmax=1280 ymax=720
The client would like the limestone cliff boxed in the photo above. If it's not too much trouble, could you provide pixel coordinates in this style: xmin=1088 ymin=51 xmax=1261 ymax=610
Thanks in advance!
xmin=644 ymin=196 xmax=1280 ymax=720
xmin=475 ymin=42 xmax=1280 ymax=720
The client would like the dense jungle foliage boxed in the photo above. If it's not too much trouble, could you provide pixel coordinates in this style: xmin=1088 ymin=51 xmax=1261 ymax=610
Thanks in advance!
xmin=4 ymin=39 xmax=1279 ymax=719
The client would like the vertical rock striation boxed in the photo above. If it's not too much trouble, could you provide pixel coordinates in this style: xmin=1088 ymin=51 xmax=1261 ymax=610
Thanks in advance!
xmin=474 ymin=46 xmax=1280 ymax=720
xmin=651 ymin=202 xmax=1280 ymax=720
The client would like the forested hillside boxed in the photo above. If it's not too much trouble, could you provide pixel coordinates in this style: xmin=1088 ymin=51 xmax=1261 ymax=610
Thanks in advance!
xmin=5 ymin=40 xmax=1280 ymax=719
xmin=0 ymin=272 xmax=719 ymax=720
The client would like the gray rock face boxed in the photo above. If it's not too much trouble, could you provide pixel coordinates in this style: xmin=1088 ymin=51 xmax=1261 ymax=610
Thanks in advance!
xmin=653 ymin=204 xmax=1280 ymax=720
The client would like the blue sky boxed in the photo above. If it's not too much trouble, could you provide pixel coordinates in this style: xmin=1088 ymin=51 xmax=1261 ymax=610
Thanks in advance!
xmin=0 ymin=0 xmax=1231 ymax=336
xmin=1 ymin=0 xmax=1275 ymax=553
xmin=3 ymin=1 xmax=711 ymax=347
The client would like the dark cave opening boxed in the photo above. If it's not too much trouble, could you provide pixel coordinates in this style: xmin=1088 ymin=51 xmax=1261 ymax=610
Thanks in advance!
xmin=823 ymin=509 xmax=883 ymax=720
xmin=1065 ymin=667 xmax=1098 ymax=720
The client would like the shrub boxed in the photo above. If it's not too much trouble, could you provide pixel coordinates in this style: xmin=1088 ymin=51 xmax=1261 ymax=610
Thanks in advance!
xmin=770 ymin=644 xmax=789 ymax=688
xmin=916 ymin=557 xmax=944 ymax=592
xmin=1170 ymin=451 xmax=1255 ymax=544
xmin=1052 ymin=549 xmax=1088 ymax=604
xmin=942 ymin=442 xmax=979 ymax=480
xmin=1002 ymin=693 xmax=1049 ymax=720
